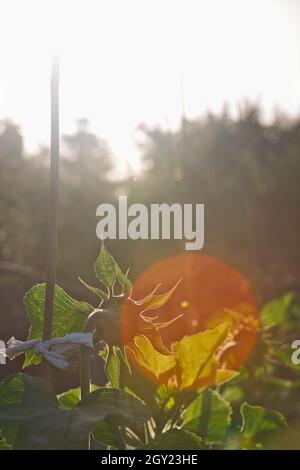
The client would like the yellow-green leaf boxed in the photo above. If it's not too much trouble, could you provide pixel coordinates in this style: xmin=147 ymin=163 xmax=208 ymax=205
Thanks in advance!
xmin=133 ymin=335 xmax=175 ymax=378
xmin=94 ymin=243 xmax=117 ymax=290
xmin=173 ymin=323 xmax=230 ymax=389
xmin=215 ymin=369 xmax=239 ymax=385
xmin=133 ymin=280 xmax=181 ymax=316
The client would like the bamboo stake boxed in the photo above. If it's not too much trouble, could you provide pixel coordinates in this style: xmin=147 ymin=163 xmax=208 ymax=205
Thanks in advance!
xmin=180 ymin=72 xmax=189 ymax=197
xmin=43 ymin=57 xmax=60 ymax=376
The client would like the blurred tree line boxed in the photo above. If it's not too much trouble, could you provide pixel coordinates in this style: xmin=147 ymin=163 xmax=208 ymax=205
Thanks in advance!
xmin=1 ymin=106 xmax=300 ymax=381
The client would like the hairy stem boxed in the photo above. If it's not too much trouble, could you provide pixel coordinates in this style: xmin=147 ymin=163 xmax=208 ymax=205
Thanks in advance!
xmin=199 ymin=389 xmax=212 ymax=440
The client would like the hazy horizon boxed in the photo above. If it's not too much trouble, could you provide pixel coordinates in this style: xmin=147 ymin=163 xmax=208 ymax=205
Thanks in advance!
xmin=1 ymin=0 xmax=300 ymax=175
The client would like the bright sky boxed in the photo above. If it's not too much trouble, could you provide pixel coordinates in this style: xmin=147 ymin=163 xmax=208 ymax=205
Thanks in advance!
xmin=0 ymin=0 xmax=300 ymax=176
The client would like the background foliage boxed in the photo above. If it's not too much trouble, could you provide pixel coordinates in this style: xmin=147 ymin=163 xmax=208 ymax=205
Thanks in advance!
xmin=1 ymin=106 xmax=300 ymax=446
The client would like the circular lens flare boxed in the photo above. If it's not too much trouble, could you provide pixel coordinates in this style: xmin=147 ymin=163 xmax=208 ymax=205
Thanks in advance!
xmin=121 ymin=253 xmax=258 ymax=386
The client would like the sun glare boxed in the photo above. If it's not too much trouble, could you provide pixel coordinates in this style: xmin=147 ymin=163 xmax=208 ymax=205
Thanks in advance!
xmin=0 ymin=0 xmax=299 ymax=176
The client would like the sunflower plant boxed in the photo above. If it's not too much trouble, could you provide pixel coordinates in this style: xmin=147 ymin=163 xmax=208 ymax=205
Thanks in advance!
xmin=0 ymin=244 xmax=299 ymax=450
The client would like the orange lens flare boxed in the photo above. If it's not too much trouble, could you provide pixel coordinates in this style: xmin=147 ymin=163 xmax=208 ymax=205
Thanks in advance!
xmin=121 ymin=253 xmax=258 ymax=387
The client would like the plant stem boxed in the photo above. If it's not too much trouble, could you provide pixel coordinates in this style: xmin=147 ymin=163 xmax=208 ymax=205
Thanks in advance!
xmin=84 ymin=308 xmax=107 ymax=333
xmin=124 ymin=427 xmax=143 ymax=448
xmin=199 ymin=389 xmax=212 ymax=440
xmin=80 ymin=349 xmax=91 ymax=400
xmin=80 ymin=308 xmax=107 ymax=399
xmin=80 ymin=308 xmax=111 ymax=449
xmin=80 ymin=345 xmax=91 ymax=449
xmin=81 ymin=307 xmax=112 ymax=388
xmin=144 ymin=423 xmax=149 ymax=445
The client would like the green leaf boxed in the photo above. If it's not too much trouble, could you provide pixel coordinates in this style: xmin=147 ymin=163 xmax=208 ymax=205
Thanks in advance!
xmin=94 ymin=243 xmax=132 ymax=296
xmin=23 ymin=284 xmax=93 ymax=367
xmin=0 ymin=436 xmax=11 ymax=450
xmin=260 ymin=293 xmax=299 ymax=330
xmin=105 ymin=346 xmax=121 ymax=387
xmin=0 ymin=373 xmax=68 ymax=449
xmin=142 ymin=429 xmax=203 ymax=450
xmin=133 ymin=335 xmax=176 ymax=378
xmin=172 ymin=322 xmax=230 ymax=389
xmin=58 ymin=385 xmax=99 ymax=408
xmin=0 ymin=374 xmax=25 ymax=447
xmin=241 ymin=403 xmax=300 ymax=449
xmin=183 ymin=390 xmax=232 ymax=444
xmin=0 ymin=373 xmax=151 ymax=450
xmin=78 ymin=277 xmax=108 ymax=302
xmin=222 ymin=385 xmax=244 ymax=403
xmin=155 ymin=386 xmax=176 ymax=414
xmin=0 ymin=374 xmax=24 ymax=405
xmin=118 ymin=346 xmax=132 ymax=375
xmin=94 ymin=243 xmax=117 ymax=290
xmin=262 ymin=376 xmax=300 ymax=390
xmin=118 ymin=352 xmax=158 ymax=409
xmin=241 ymin=403 xmax=286 ymax=436
xmin=78 ymin=387 xmax=150 ymax=425
xmin=92 ymin=417 xmax=125 ymax=449
xmin=116 ymin=266 xmax=132 ymax=296
xmin=276 ymin=346 xmax=300 ymax=374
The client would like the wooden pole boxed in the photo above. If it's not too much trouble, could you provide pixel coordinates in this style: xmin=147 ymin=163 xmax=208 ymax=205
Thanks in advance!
xmin=180 ymin=72 xmax=189 ymax=197
xmin=43 ymin=56 xmax=60 ymax=352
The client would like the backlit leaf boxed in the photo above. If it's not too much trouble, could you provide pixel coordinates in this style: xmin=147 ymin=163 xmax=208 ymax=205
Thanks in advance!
xmin=133 ymin=335 xmax=175 ymax=378
xmin=92 ymin=417 xmax=125 ymax=449
xmin=105 ymin=346 xmax=121 ymax=387
xmin=94 ymin=243 xmax=117 ymax=290
xmin=241 ymin=403 xmax=300 ymax=449
xmin=23 ymin=284 xmax=93 ymax=367
xmin=133 ymin=280 xmax=181 ymax=316
xmin=116 ymin=266 xmax=132 ymax=296
xmin=215 ymin=369 xmax=239 ymax=385
xmin=142 ymin=429 xmax=203 ymax=450
xmin=260 ymin=293 xmax=300 ymax=330
xmin=58 ymin=385 xmax=99 ymax=408
xmin=78 ymin=277 xmax=108 ymax=302
xmin=276 ymin=346 xmax=300 ymax=374
xmin=172 ymin=323 xmax=230 ymax=389
xmin=0 ymin=436 xmax=11 ymax=450
xmin=183 ymin=390 xmax=232 ymax=444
